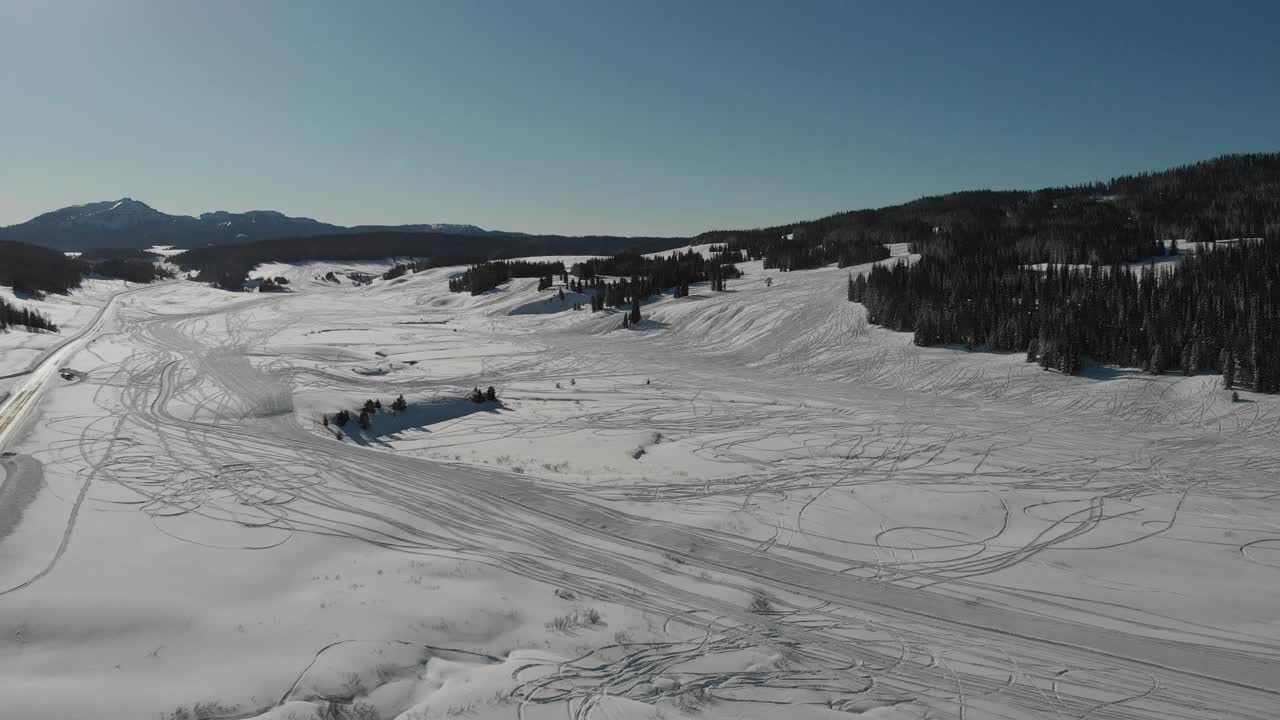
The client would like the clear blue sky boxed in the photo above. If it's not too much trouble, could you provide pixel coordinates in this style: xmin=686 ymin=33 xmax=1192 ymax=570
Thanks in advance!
xmin=2 ymin=1 xmax=1277 ymax=236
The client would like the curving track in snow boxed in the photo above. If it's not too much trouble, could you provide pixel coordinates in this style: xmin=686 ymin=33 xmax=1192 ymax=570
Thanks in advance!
xmin=2 ymin=260 xmax=1278 ymax=719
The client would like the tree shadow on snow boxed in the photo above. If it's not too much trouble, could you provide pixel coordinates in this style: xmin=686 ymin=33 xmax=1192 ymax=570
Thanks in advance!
xmin=1076 ymin=365 xmax=1227 ymax=385
xmin=341 ymin=398 xmax=509 ymax=447
xmin=623 ymin=319 xmax=670 ymax=332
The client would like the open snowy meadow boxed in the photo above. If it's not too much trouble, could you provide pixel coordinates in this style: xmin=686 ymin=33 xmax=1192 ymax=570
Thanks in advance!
xmin=1 ymin=249 xmax=1277 ymax=720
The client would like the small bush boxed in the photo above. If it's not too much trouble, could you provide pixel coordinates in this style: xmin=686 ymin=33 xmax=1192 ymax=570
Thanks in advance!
xmin=319 ymin=702 xmax=379 ymax=720
xmin=673 ymin=686 xmax=714 ymax=714
xmin=161 ymin=701 xmax=238 ymax=720
xmin=546 ymin=614 xmax=574 ymax=633
xmin=748 ymin=590 xmax=773 ymax=614
xmin=545 ymin=607 xmax=604 ymax=633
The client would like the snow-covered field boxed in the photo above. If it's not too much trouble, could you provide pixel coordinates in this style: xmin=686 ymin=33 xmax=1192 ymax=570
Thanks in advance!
xmin=0 ymin=279 xmax=135 ymax=380
xmin=1 ymin=249 xmax=1278 ymax=719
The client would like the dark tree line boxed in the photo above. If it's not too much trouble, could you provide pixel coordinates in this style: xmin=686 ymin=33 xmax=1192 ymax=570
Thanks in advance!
xmin=838 ymin=155 xmax=1280 ymax=391
xmin=0 ymin=296 xmax=58 ymax=332
xmin=567 ymin=250 xmax=740 ymax=311
xmin=717 ymin=232 xmax=891 ymax=271
xmin=688 ymin=152 xmax=1280 ymax=392
xmin=574 ymin=250 xmax=739 ymax=289
xmin=0 ymin=241 xmax=85 ymax=295
xmin=859 ymin=240 xmax=1280 ymax=391
xmin=700 ymin=154 xmax=1280 ymax=265
xmin=381 ymin=260 xmax=434 ymax=280
xmin=449 ymin=260 xmax=566 ymax=295
xmin=80 ymin=249 xmax=175 ymax=283
xmin=258 ymin=276 xmax=291 ymax=293
xmin=0 ymin=242 xmax=172 ymax=296
xmin=176 ymin=231 xmax=685 ymax=290
xmin=450 ymin=250 xmax=744 ymax=302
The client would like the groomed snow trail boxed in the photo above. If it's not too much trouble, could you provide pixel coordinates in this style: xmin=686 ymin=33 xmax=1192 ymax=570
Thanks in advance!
xmin=0 ymin=261 xmax=1277 ymax=720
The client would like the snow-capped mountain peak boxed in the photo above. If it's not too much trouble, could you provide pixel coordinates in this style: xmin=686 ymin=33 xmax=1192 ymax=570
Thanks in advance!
xmin=31 ymin=198 xmax=179 ymax=230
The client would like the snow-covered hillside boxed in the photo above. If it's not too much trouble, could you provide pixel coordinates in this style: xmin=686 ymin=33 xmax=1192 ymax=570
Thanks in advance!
xmin=0 ymin=279 xmax=132 ymax=379
xmin=0 ymin=250 xmax=1276 ymax=720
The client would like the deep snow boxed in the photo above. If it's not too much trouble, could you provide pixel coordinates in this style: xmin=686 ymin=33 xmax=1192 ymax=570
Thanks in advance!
xmin=0 ymin=249 xmax=1277 ymax=720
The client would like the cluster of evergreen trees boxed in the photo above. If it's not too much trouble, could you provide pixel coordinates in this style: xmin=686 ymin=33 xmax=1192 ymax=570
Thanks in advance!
xmin=79 ymin=248 xmax=174 ymax=283
xmin=687 ymin=153 xmax=1280 ymax=393
xmin=858 ymin=240 xmax=1280 ymax=391
xmin=381 ymin=261 xmax=429 ymax=280
xmin=258 ymin=276 xmax=291 ymax=293
xmin=722 ymin=232 xmax=891 ymax=270
xmin=448 ymin=260 xmax=566 ymax=295
xmin=563 ymin=250 xmax=739 ymax=311
xmin=0 ymin=296 xmax=58 ymax=332
xmin=324 ymin=395 xmax=411 ymax=438
xmin=449 ymin=250 xmax=744 ymax=301
xmin=0 ymin=241 xmax=85 ymax=295
xmin=573 ymin=250 xmax=738 ymax=289
xmin=89 ymin=257 xmax=174 ymax=283
xmin=0 ymin=242 xmax=173 ymax=297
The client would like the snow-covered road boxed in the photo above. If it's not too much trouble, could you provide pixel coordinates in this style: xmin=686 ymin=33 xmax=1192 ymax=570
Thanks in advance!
xmin=1 ymin=260 xmax=1277 ymax=719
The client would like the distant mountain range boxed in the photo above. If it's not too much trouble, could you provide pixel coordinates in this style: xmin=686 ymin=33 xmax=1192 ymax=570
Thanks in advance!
xmin=0 ymin=198 xmax=516 ymax=251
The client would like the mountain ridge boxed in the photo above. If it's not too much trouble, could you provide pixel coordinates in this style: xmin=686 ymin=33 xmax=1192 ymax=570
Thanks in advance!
xmin=0 ymin=198 xmax=515 ymax=251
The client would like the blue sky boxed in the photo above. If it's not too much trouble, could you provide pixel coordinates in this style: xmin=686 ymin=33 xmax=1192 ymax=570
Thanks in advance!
xmin=1 ymin=0 xmax=1277 ymax=235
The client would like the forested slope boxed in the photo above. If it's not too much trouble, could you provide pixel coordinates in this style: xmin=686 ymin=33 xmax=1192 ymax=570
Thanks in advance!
xmin=702 ymin=153 xmax=1280 ymax=391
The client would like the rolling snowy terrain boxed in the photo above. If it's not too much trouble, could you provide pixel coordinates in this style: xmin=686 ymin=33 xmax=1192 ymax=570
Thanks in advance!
xmin=1 ymin=249 xmax=1278 ymax=720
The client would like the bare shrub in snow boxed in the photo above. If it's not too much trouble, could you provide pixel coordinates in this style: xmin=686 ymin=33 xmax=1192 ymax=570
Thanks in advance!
xmin=374 ymin=662 xmax=400 ymax=684
xmin=161 ymin=701 xmax=238 ymax=720
xmin=673 ymin=686 xmax=715 ymax=714
xmin=545 ymin=607 xmax=604 ymax=633
xmin=748 ymin=590 xmax=774 ymax=614
xmin=319 ymin=702 xmax=379 ymax=720
xmin=340 ymin=671 xmax=367 ymax=698
xmin=546 ymin=614 xmax=574 ymax=633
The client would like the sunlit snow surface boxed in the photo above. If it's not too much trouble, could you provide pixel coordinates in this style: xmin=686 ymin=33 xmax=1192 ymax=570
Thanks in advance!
xmin=0 ymin=247 xmax=1277 ymax=719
